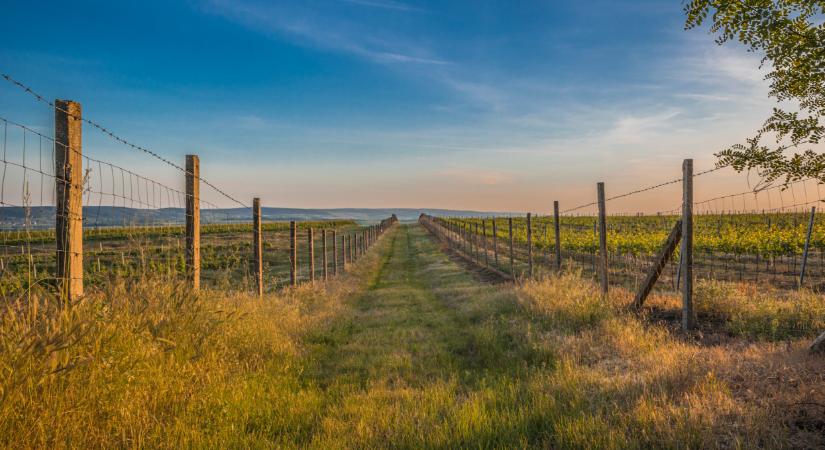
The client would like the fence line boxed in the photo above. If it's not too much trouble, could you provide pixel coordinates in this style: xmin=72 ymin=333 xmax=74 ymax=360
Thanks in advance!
xmin=0 ymin=75 xmax=399 ymax=302
xmin=421 ymin=157 xmax=825 ymax=333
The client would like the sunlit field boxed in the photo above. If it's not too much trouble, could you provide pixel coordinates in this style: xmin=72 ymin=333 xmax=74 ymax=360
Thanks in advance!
xmin=3 ymin=225 xmax=822 ymax=449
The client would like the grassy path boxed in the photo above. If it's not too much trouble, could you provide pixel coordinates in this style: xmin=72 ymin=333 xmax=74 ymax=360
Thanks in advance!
xmin=299 ymin=224 xmax=555 ymax=448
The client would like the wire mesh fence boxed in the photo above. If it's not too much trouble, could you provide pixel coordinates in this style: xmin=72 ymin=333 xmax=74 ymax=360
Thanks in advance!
xmin=0 ymin=74 xmax=397 ymax=301
xmin=421 ymin=160 xmax=825 ymax=331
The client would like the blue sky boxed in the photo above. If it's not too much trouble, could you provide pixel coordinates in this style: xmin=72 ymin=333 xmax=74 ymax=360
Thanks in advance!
xmin=0 ymin=0 xmax=774 ymax=212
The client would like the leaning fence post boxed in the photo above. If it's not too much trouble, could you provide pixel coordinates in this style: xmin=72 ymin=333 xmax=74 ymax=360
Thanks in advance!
xmin=681 ymin=159 xmax=695 ymax=331
xmin=55 ymin=99 xmax=84 ymax=300
xmin=508 ymin=217 xmax=515 ymax=277
xmin=253 ymin=197 xmax=263 ymax=296
xmin=527 ymin=213 xmax=533 ymax=277
xmin=290 ymin=221 xmax=297 ymax=286
xmin=185 ymin=154 xmax=200 ymax=291
xmin=597 ymin=182 xmax=608 ymax=296
xmin=800 ymin=206 xmax=816 ymax=288
xmin=308 ymin=228 xmax=315 ymax=282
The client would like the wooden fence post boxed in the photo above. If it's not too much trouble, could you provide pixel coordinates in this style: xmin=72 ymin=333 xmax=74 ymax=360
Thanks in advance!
xmin=482 ymin=219 xmax=489 ymax=266
xmin=348 ymin=234 xmax=353 ymax=263
xmin=308 ymin=228 xmax=315 ymax=282
xmin=597 ymin=182 xmax=608 ymax=296
xmin=322 ymin=229 xmax=328 ymax=281
xmin=473 ymin=223 xmax=479 ymax=262
xmin=681 ymin=159 xmax=694 ymax=331
xmin=800 ymin=206 xmax=816 ymax=288
xmin=185 ymin=154 xmax=200 ymax=291
xmin=554 ymin=201 xmax=562 ymax=271
xmin=341 ymin=233 xmax=347 ymax=272
xmin=492 ymin=218 xmax=498 ymax=266
xmin=290 ymin=221 xmax=297 ymax=286
xmin=332 ymin=229 xmax=338 ymax=276
xmin=527 ymin=213 xmax=533 ymax=277
xmin=508 ymin=217 xmax=515 ymax=277
xmin=55 ymin=99 xmax=83 ymax=300
xmin=253 ymin=197 xmax=263 ymax=296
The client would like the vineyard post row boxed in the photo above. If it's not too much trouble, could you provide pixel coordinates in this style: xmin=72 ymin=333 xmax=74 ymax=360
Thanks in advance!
xmin=52 ymin=99 xmax=399 ymax=299
xmin=419 ymin=158 xmax=700 ymax=332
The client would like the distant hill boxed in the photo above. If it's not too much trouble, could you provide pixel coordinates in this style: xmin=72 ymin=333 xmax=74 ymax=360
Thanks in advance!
xmin=0 ymin=206 xmax=513 ymax=229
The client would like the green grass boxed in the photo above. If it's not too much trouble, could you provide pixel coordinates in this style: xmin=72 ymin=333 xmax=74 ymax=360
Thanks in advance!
xmin=1 ymin=225 xmax=820 ymax=448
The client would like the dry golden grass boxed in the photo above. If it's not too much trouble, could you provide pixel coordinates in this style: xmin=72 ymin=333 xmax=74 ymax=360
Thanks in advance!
xmin=518 ymin=274 xmax=825 ymax=449
xmin=2 ymin=225 xmax=824 ymax=448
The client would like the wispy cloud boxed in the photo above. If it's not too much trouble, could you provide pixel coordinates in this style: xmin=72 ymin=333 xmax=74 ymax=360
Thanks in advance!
xmin=340 ymin=0 xmax=424 ymax=13
xmin=200 ymin=0 xmax=446 ymax=65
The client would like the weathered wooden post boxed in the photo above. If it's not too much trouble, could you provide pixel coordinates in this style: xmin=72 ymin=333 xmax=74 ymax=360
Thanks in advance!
xmin=482 ymin=219 xmax=489 ymax=266
xmin=492 ymin=218 xmax=498 ymax=266
xmin=332 ymin=229 xmax=338 ymax=276
xmin=348 ymin=234 xmax=353 ymax=263
xmin=681 ymin=159 xmax=694 ymax=331
xmin=508 ymin=217 xmax=515 ymax=277
xmin=290 ymin=221 xmax=297 ymax=286
xmin=597 ymin=182 xmax=608 ymax=296
xmin=800 ymin=206 xmax=816 ymax=288
xmin=185 ymin=154 xmax=200 ymax=291
xmin=253 ymin=197 xmax=263 ymax=296
xmin=474 ymin=222 xmax=480 ymax=262
xmin=341 ymin=233 xmax=347 ymax=272
xmin=554 ymin=201 xmax=562 ymax=271
xmin=308 ymin=228 xmax=315 ymax=282
xmin=322 ymin=229 xmax=328 ymax=281
xmin=527 ymin=213 xmax=533 ymax=277
xmin=55 ymin=99 xmax=84 ymax=300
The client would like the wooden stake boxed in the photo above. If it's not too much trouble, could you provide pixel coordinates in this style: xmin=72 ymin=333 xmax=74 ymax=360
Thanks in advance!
xmin=508 ymin=217 xmax=515 ymax=277
xmin=554 ymin=201 xmax=562 ymax=271
xmin=308 ymin=228 xmax=315 ymax=282
xmin=492 ymin=218 xmax=498 ymax=266
xmin=597 ymin=182 xmax=608 ymax=296
xmin=253 ymin=197 xmax=263 ymax=297
xmin=185 ymin=154 xmax=200 ymax=291
xmin=290 ymin=221 xmax=297 ymax=286
xmin=527 ymin=213 xmax=533 ymax=277
xmin=322 ymin=229 xmax=328 ymax=281
xmin=681 ymin=159 xmax=694 ymax=331
xmin=332 ymin=229 xmax=338 ymax=276
xmin=55 ymin=99 xmax=83 ymax=300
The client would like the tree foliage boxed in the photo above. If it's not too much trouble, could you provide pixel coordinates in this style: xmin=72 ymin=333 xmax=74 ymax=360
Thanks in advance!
xmin=684 ymin=0 xmax=825 ymax=188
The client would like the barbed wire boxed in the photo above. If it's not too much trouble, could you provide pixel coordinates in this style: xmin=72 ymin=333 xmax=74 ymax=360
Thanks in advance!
xmin=560 ymin=166 xmax=724 ymax=214
xmin=1 ymin=73 xmax=248 ymax=208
